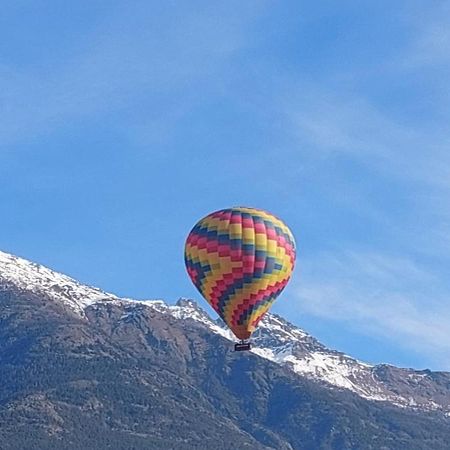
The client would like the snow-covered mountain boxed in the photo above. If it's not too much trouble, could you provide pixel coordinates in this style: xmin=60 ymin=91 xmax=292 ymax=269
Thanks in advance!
xmin=158 ymin=298 xmax=450 ymax=414
xmin=1 ymin=249 xmax=449 ymax=416
xmin=0 ymin=251 xmax=118 ymax=313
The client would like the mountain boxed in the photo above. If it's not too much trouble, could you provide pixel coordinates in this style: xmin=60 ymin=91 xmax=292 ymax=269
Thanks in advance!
xmin=0 ymin=249 xmax=450 ymax=449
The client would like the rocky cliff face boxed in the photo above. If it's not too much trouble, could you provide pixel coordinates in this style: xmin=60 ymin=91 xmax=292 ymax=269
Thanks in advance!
xmin=1 ymin=249 xmax=450 ymax=449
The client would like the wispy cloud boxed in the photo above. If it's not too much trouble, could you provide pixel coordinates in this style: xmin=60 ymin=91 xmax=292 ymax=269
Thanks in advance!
xmin=291 ymin=250 xmax=450 ymax=368
xmin=282 ymin=84 xmax=450 ymax=188
xmin=401 ymin=3 xmax=450 ymax=70
xmin=272 ymin=9 xmax=450 ymax=368
xmin=0 ymin=2 xmax=263 ymax=148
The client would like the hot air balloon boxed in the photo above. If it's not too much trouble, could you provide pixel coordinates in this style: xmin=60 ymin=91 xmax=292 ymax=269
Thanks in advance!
xmin=184 ymin=207 xmax=296 ymax=351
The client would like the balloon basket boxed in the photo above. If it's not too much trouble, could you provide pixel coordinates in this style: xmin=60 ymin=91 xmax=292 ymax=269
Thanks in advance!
xmin=234 ymin=341 xmax=251 ymax=352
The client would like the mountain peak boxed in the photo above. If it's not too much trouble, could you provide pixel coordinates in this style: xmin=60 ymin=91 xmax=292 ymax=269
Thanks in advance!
xmin=175 ymin=297 xmax=201 ymax=310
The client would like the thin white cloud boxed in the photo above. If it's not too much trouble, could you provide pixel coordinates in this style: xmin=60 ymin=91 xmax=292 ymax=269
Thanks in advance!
xmin=282 ymin=84 xmax=450 ymax=189
xmin=292 ymin=250 xmax=450 ymax=368
xmin=401 ymin=3 xmax=450 ymax=70
xmin=264 ymin=6 xmax=450 ymax=370
xmin=0 ymin=2 xmax=264 ymax=148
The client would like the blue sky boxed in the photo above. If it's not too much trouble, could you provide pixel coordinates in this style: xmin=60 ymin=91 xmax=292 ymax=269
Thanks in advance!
xmin=2 ymin=1 xmax=450 ymax=370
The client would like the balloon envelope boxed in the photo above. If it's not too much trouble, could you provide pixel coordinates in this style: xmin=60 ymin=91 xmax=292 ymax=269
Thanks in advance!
xmin=184 ymin=207 xmax=296 ymax=340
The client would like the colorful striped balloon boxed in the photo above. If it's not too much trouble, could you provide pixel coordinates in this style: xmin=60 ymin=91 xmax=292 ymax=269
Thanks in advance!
xmin=184 ymin=207 xmax=296 ymax=340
